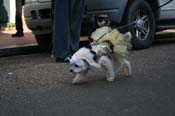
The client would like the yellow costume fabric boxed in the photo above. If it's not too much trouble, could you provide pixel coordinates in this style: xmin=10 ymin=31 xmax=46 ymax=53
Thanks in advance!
xmin=91 ymin=26 xmax=132 ymax=58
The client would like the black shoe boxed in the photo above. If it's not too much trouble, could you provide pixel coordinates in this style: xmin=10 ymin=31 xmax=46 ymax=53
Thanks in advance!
xmin=12 ymin=32 xmax=24 ymax=37
xmin=55 ymin=56 xmax=71 ymax=63
xmin=55 ymin=58 xmax=66 ymax=63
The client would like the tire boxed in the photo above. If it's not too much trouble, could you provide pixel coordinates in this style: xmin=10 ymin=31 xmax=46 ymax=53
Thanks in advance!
xmin=35 ymin=34 xmax=52 ymax=51
xmin=124 ymin=0 xmax=156 ymax=49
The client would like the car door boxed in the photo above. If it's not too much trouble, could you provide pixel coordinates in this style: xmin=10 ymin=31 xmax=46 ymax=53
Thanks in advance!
xmin=159 ymin=0 xmax=175 ymax=19
xmin=38 ymin=0 xmax=50 ymax=2
xmin=86 ymin=0 xmax=126 ymax=11
xmin=85 ymin=0 xmax=128 ymax=23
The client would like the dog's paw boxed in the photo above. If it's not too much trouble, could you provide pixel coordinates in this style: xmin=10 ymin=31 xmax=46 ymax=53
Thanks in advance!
xmin=72 ymin=75 xmax=84 ymax=85
xmin=72 ymin=78 xmax=81 ymax=85
xmin=106 ymin=77 xmax=115 ymax=82
xmin=123 ymin=67 xmax=132 ymax=77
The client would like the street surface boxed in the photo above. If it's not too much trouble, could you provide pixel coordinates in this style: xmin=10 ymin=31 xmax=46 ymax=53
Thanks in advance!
xmin=0 ymin=38 xmax=175 ymax=116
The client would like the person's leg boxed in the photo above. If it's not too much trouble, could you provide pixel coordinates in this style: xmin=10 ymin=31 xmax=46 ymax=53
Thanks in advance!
xmin=52 ymin=0 xmax=71 ymax=60
xmin=13 ymin=0 xmax=23 ymax=37
xmin=70 ymin=0 xmax=85 ymax=52
xmin=16 ymin=0 xmax=23 ymax=32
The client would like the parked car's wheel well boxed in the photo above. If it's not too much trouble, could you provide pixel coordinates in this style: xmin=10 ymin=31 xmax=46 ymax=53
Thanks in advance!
xmin=145 ymin=0 xmax=159 ymax=24
xmin=121 ymin=0 xmax=159 ymax=26
xmin=121 ymin=0 xmax=138 ymax=25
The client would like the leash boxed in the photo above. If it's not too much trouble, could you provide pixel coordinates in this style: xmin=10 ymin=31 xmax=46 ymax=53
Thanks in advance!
xmin=117 ymin=21 xmax=136 ymax=30
xmin=158 ymin=0 xmax=173 ymax=9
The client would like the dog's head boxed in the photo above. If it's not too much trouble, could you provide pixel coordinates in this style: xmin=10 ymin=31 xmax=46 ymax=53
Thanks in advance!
xmin=69 ymin=47 xmax=97 ymax=74
xmin=69 ymin=56 xmax=89 ymax=74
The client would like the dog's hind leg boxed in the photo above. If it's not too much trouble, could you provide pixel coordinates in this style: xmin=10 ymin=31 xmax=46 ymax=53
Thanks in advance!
xmin=98 ymin=56 xmax=115 ymax=82
xmin=123 ymin=59 xmax=132 ymax=76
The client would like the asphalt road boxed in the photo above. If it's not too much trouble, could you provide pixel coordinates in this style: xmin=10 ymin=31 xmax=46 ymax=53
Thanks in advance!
xmin=0 ymin=39 xmax=175 ymax=116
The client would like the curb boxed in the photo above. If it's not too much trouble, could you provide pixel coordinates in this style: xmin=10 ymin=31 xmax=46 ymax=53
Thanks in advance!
xmin=155 ymin=32 xmax=175 ymax=39
xmin=0 ymin=45 xmax=41 ymax=58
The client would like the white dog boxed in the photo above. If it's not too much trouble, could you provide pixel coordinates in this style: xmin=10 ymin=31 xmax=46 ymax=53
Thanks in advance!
xmin=69 ymin=28 xmax=132 ymax=84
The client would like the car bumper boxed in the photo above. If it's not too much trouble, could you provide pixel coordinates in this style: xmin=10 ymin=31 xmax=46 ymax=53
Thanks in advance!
xmin=24 ymin=1 xmax=52 ymax=35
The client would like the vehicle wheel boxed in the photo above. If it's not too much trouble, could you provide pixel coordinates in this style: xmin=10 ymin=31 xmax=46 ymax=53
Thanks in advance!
xmin=35 ymin=34 xmax=52 ymax=51
xmin=124 ymin=0 xmax=155 ymax=49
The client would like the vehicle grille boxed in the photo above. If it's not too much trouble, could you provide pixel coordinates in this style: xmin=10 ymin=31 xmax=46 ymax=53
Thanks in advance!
xmin=31 ymin=9 xmax=52 ymax=19
xmin=38 ymin=9 xmax=52 ymax=19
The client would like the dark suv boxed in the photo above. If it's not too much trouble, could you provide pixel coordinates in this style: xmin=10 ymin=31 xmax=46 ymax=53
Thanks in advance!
xmin=24 ymin=0 xmax=175 ymax=49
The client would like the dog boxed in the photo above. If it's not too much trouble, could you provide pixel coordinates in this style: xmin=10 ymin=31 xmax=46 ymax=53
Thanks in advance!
xmin=69 ymin=27 xmax=132 ymax=84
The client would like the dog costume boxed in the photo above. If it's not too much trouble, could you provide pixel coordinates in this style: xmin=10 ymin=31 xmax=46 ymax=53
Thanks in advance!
xmin=91 ymin=26 xmax=132 ymax=60
xmin=69 ymin=26 xmax=132 ymax=84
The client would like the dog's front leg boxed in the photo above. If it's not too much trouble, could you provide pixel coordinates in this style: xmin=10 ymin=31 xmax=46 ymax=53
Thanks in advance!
xmin=72 ymin=74 xmax=82 ymax=84
xmin=72 ymin=72 xmax=87 ymax=84
xmin=98 ymin=56 xmax=115 ymax=82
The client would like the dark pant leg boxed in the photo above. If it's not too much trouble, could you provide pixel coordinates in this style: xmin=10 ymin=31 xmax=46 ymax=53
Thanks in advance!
xmin=52 ymin=0 xmax=71 ymax=59
xmin=52 ymin=0 xmax=85 ymax=59
xmin=15 ymin=0 xmax=23 ymax=33
xmin=15 ymin=15 xmax=23 ymax=33
xmin=70 ymin=0 xmax=85 ymax=52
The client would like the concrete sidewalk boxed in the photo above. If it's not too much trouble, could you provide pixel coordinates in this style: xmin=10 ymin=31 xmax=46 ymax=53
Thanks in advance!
xmin=0 ymin=13 xmax=37 ymax=49
xmin=0 ymin=30 xmax=37 ymax=49
xmin=0 ymin=28 xmax=38 ymax=57
xmin=0 ymin=11 xmax=39 ymax=57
